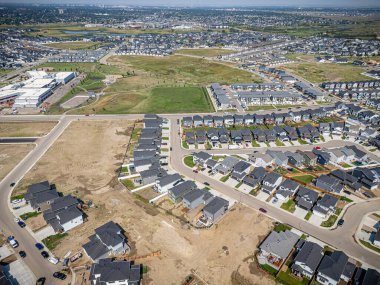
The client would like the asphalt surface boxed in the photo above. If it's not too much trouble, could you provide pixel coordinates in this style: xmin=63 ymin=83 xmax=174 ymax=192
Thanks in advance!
xmin=0 ymin=138 xmax=37 ymax=144
xmin=0 ymin=113 xmax=379 ymax=282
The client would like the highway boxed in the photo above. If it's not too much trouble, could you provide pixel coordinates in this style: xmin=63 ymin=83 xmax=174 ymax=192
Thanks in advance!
xmin=0 ymin=113 xmax=379 ymax=282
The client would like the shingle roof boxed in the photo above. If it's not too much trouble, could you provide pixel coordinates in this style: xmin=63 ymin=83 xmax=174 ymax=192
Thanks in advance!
xmin=259 ymin=230 xmax=299 ymax=259
xmin=292 ymin=241 xmax=323 ymax=272
xmin=318 ymin=251 xmax=348 ymax=282
xmin=90 ymin=258 xmax=140 ymax=284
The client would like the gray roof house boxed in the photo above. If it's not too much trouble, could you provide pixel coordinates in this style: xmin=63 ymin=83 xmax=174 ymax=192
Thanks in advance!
xmin=182 ymin=189 xmax=207 ymax=209
xmin=83 ymin=221 xmax=129 ymax=262
xmin=313 ymin=194 xmax=339 ymax=219
xmin=295 ymin=187 xmax=319 ymax=211
xmin=90 ymin=258 xmax=141 ymax=285
xmin=259 ymin=230 xmax=299 ymax=269
xmin=315 ymin=175 xmax=344 ymax=194
xmin=155 ymin=173 xmax=182 ymax=193
xmin=275 ymin=179 xmax=300 ymax=201
xmin=316 ymin=251 xmax=349 ymax=285
xmin=262 ymin=172 xmax=282 ymax=194
xmin=215 ymin=156 xmax=240 ymax=175
xmin=24 ymin=181 xmax=59 ymax=211
xmin=193 ymin=151 xmax=212 ymax=166
xmin=267 ymin=150 xmax=289 ymax=167
xmin=291 ymin=240 xmax=323 ymax=279
xmin=202 ymin=196 xmax=229 ymax=225
xmin=168 ymin=181 xmax=197 ymax=203
xmin=231 ymin=160 xmax=252 ymax=181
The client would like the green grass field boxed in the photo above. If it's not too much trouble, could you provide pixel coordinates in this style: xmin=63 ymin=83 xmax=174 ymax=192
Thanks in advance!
xmin=281 ymin=199 xmax=296 ymax=213
xmin=44 ymin=41 xmax=108 ymax=50
xmin=176 ymin=48 xmax=235 ymax=57
xmin=282 ymin=63 xmax=371 ymax=83
xmin=292 ymin=175 xmax=314 ymax=184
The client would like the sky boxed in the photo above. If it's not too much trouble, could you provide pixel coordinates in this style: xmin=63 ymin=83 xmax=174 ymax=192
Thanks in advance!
xmin=2 ymin=0 xmax=380 ymax=8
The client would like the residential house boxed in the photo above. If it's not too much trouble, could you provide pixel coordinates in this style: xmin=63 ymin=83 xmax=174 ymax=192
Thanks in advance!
xmin=291 ymin=240 xmax=323 ymax=279
xmin=315 ymin=174 xmax=344 ymax=194
xmin=249 ymin=153 xmax=274 ymax=168
xmin=182 ymin=189 xmax=208 ymax=209
xmin=231 ymin=130 xmax=243 ymax=144
xmin=313 ymin=194 xmax=338 ymax=219
xmin=262 ymin=172 xmax=282 ymax=194
xmin=193 ymin=151 xmax=212 ymax=167
xmin=295 ymin=187 xmax=319 ymax=211
xmin=267 ymin=150 xmax=289 ymax=167
xmin=316 ymin=251 xmax=349 ymax=285
xmin=182 ymin=116 xmax=193 ymax=128
xmin=203 ymin=115 xmax=214 ymax=127
xmin=258 ymin=230 xmax=299 ymax=270
xmin=313 ymin=149 xmax=331 ymax=165
xmin=90 ymin=258 xmax=141 ymax=285
xmin=330 ymin=169 xmax=361 ymax=192
xmin=193 ymin=115 xmax=203 ymax=127
xmin=241 ymin=129 xmax=253 ymax=142
xmin=83 ymin=221 xmax=129 ymax=262
xmin=154 ymin=173 xmax=182 ymax=193
xmin=195 ymin=130 xmax=206 ymax=144
xmin=24 ymin=181 xmax=59 ymax=211
xmin=140 ymin=168 xmax=166 ymax=185
xmin=224 ymin=115 xmax=234 ymax=127
xmin=351 ymin=167 xmax=380 ymax=190
xmin=168 ymin=181 xmax=197 ymax=203
xmin=275 ymin=179 xmax=300 ymax=201
xmin=297 ymin=150 xmax=317 ymax=166
xmin=286 ymin=152 xmax=305 ymax=168
xmin=215 ymin=156 xmax=240 ymax=175
xmin=185 ymin=132 xmax=195 ymax=145
xmin=231 ymin=160 xmax=252 ymax=181
xmin=218 ymin=128 xmax=230 ymax=144
xmin=201 ymin=197 xmax=229 ymax=225
xmin=252 ymin=128 xmax=266 ymax=143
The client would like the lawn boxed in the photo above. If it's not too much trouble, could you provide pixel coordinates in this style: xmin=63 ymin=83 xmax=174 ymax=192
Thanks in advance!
xmin=320 ymin=215 xmax=338 ymax=227
xmin=359 ymin=240 xmax=380 ymax=254
xmin=252 ymin=140 xmax=260 ymax=147
xmin=121 ymin=179 xmax=137 ymax=190
xmin=292 ymin=175 xmax=314 ymax=184
xmin=182 ymin=141 xmax=189 ymax=149
xmin=304 ymin=212 xmax=312 ymax=221
xmin=20 ymin=211 xmax=40 ymax=220
xmin=297 ymin=138 xmax=308 ymax=145
xmin=44 ymin=41 xmax=107 ymax=50
xmin=120 ymin=166 xmax=129 ymax=174
xmin=275 ymin=139 xmax=285 ymax=147
xmin=277 ymin=270 xmax=310 ymax=285
xmin=184 ymin=156 xmax=195 ymax=168
xmin=220 ymin=175 xmax=230 ymax=182
xmin=340 ymin=196 xmax=353 ymax=203
xmin=260 ymin=264 xmax=278 ymax=276
xmin=273 ymin=223 xmax=292 ymax=233
xmin=42 ymin=233 xmax=68 ymax=251
xmin=282 ymin=62 xmax=371 ymax=83
xmin=176 ymin=48 xmax=235 ymax=57
xmin=281 ymin=200 xmax=296 ymax=213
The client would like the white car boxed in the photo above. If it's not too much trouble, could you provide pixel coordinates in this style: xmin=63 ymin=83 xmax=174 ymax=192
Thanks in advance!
xmin=48 ymin=256 xmax=59 ymax=265
xmin=9 ymin=239 xmax=18 ymax=248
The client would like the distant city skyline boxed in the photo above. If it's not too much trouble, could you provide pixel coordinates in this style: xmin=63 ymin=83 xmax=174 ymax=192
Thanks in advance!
xmin=1 ymin=0 xmax=380 ymax=8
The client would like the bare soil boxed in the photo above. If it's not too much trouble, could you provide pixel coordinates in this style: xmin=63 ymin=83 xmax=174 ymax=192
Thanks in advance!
xmin=0 ymin=121 xmax=57 ymax=137
xmin=0 ymin=144 xmax=34 ymax=180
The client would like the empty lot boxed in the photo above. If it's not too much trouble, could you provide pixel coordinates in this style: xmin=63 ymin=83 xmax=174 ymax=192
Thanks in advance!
xmin=11 ymin=119 xmax=275 ymax=285
xmin=0 ymin=121 xmax=57 ymax=137
xmin=0 ymin=144 xmax=34 ymax=181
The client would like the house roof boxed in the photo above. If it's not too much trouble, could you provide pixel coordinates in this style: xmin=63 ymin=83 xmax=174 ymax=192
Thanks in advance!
xmin=318 ymin=251 xmax=348 ymax=282
xmin=203 ymin=196 xmax=229 ymax=215
xmin=278 ymin=179 xmax=300 ymax=192
xmin=183 ymin=188 xmax=206 ymax=203
xmin=157 ymin=173 xmax=182 ymax=187
xmin=233 ymin=160 xmax=251 ymax=173
xmin=259 ymin=230 xmax=299 ymax=259
xmin=292 ymin=241 xmax=323 ymax=272
xmin=193 ymin=151 xmax=211 ymax=161
xmin=362 ymin=268 xmax=380 ymax=285
xmin=94 ymin=221 xmax=125 ymax=248
xmin=90 ymin=258 xmax=141 ymax=284
xmin=169 ymin=181 xmax=197 ymax=199
xmin=317 ymin=194 xmax=338 ymax=209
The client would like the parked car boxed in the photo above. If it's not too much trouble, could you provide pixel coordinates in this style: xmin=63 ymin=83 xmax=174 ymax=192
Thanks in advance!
xmin=193 ymin=170 xmax=198 ymax=173
xmin=17 ymin=221 xmax=26 ymax=228
xmin=19 ymin=251 xmax=26 ymax=258
xmin=10 ymin=182 xmax=15 ymax=187
xmin=36 ymin=277 xmax=46 ymax=285
xmin=48 ymin=257 xmax=59 ymax=265
xmin=41 ymin=251 xmax=49 ymax=258
xmin=9 ymin=239 xmax=18 ymax=248
xmin=337 ymin=219 xmax=345 ymax=226
xmin=53 ymin=272 xmax=67 ymax=280
xmin=35 ymin=243 xmax=44 ymax=250
xmin=204 ymin=182 xmax=210 ymax=186
xmin=259 ymin=208 xmax=267 ymax=213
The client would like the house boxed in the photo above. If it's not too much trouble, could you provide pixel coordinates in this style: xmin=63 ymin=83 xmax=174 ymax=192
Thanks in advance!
xmin=252 ymin=128 xmax=266 ymax=142
xmin=183 ymin=189 xmax=211 ymax=209
xmin=275 ymin=179 xmax=300 ymax=201
xmin=313 ymin=194 xmax=338 ymax=219
xmin=291 ymin=240 xmax=323 ymax=279
xmin=346 ymin=145 xmax=369 ymax=163
xmin=215 ymin=156 xmax=240 ymax=175
xmin=193 ymin=151 xmax=212 ymax=167
xmin=313 ymin=149 xmax=331 ymax=165
xmin=241 ymin=128 xmax=253 ymax=142
xmin=207 ymin=128 xmax=220 ymax=145
xmin=154 ymin=173 xmax=182 ymax=193
xmin=258 ymin=230 xmax=299 ymax=270
xmin=195 ymin=130 xmax=206 ymax=144
xmin=262 ymin=172 xmax=282 ymax=194
xmin=185 ymin=132 xmax=195 ymax=145
xmin=286 ymin=152 xmax=305 ymax=168
xmin=218 ymin=128 xmax=230 ymax=144
xmin=213 ymin=116 xmax=224 ymax=127
xmin=42 ymin=195 xmax=83 ymax=233
xmin=90 ymin=258 xmax=141 ymax=285
xmin=83 ymin=221 xmax=129 ymax=262
xmin=264 ymin=129 xmax=276 ymax=142
xmin=249 ymin=167 xmax=267 ymax=182
xmin=182 ymin=116 xmax=193 ymax=127
xmin=267 ymin=150 xmax=289 ymax=167
xmin=273 ymin=126 xmax=288 ymax=141
xmin=328 ymin=149 xmax=346 ymax=164
xmin=231 ymin=160 xmax=252 ymax=181
xmin=351 ymin=167 xmax=380 ymax=190
xmin=224 ymin=115 xmax=234 ymax=126
xmin=201 ymin=196 xmax=229 ymax=225
xmin=168 ymin=181 xmax=197 ymax=203
xmin=329 ymin=169 xmax=361 ymax=191
xmin=331 ymin=122 xmax=345 ymax=135
xmin=249 ymin=153 xmax=274 ymax=167
xmin=373 ymin=229 xmax=380 ymax=247
xmin=234 ymin=114 xmax=244 ymax=125
xmin=315 ymin=175 xmax=344 ymax=194
xmin=24 ymin=181 xmax=59 ymax=211
xmin=242 ymin=175 xmax=260 ymax=188
xmin=231 ymin=130 xmax=243 ymax=144
xmin=297 ymin=150 xmax=317 ymax=166
xmin=140 ymin=168 xmax=166 ymax=185
xmin=254 ymin=114 xmax=264 ymax=125
xmin=193 ymin=115 xmax=203 ymax=127
xmin=203 ymin=115 xmax=214 ymax=127
xmin=284 ymin=126 xmax=298 ymax=141
xmin=316 ymin=251 xmax=349 ymax=285
xmin=295 ymin=187 xmax=319 ymax=211
xmin=244 ymin=114 xmax=254 ymax=125
xmin=359 ymin=268 xmax=380 ymax=285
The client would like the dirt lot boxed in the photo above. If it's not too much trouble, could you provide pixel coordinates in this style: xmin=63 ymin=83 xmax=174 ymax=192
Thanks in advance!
xmin=13 ymin=120 xmax=275 ymax=285
xmin=0 ymin=144 xmax=34 ymax=180
xmin=0 ymin=121 xmax=57 ymax=137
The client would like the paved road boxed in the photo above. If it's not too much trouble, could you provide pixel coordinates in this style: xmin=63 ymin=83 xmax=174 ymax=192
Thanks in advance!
xmin=0 ymin=138 xmax=37 ymax=144
xmin=0 ymin=117 xmax=71 ymax=284
xmin=168 ymin=118 xmax=380 ymax=270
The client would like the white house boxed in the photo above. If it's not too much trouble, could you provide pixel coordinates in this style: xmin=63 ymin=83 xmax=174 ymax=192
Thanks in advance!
xmin=155 ymin=173 xmax=182 ymax=193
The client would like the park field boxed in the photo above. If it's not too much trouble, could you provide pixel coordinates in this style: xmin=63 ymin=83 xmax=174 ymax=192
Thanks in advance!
xmin=64 ymin=55 xmax=260 ymax=114
xmin=44 ymin=41 xmax=107 ymax=50
xmin=282 ymin=62 xmax=371 ymax=83
xmin=176 ymin=48 xmax=236 ymax=57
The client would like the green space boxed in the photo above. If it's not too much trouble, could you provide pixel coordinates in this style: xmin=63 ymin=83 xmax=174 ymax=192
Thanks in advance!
xmin=121 ymin=179 xmax=137 ymax=190
xmin=273 ymin=223 xmax=292 ymax=233
xmin=304 ymin=212 xmax=312 ymax=221
xmin=275 ymin=139 xmax=285 ymax=147
xmin=340 ymin=163 xmax=352 ymax=168
xmin=184 ymin=156 xmax=195 ymax=168
xmin=251 ymin=140 xmax=260 ymax=147
xmin=282 ymin=62 xmax=370 ymax=83
xmin=249 ymin=188 xmax=259 ymax=196
xmin=292 ymin=175 xmax=314 ymax=184
xmin=277 ymin=270 xmax=310 ymax=285
xmin=120 ymin=166 xmax=129 ymax=174
xmin=340 ymin=196 xmax=353 ymax=203
xmin=20 ymin=211 xmax=40 ymax=220
xmin=44 ymin=41 xmax=108 ymax=50
xmin=259 ymin=264 xmax=278 ymax=276
xmin=235 ymin=181 xmax=243 ymax=188
xmin=247 ymin=104 xmax=304 ymax=112
xmin=176 ymin=48 xmax=235 ymax=57
xmin=42 ymin=233 xmax=68 ymax=250
xmin=359 ymin=240 xmax=380 ymax=254
xmin=182 ymin=141 xmax=189 ymax=149
xmin=320 ymin=214 xmax=338 ymax=227
xmin=297 ymin=138 xmax=308 ymax=145
xmin=281 ymin=200 xmax=296 ymax=213
xmin=220 ymin=175 xmax=230 ymax=182
xmin=11 ymin=194 xmax=25 ymax=201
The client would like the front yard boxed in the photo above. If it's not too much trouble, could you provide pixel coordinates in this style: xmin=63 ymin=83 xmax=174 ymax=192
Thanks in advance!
xmin=184 ymin=156 xmax=195 ymax=168
xmin=320 ymin=214 xmax=338 ymax=227
xmin=281 ymin=200 xmax=296 ymax=213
